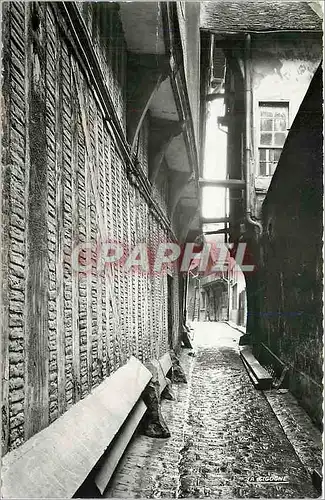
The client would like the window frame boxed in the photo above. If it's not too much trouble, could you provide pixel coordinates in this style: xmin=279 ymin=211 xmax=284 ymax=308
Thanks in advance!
xmin=257 ymin=101 xmax=290 ymax=177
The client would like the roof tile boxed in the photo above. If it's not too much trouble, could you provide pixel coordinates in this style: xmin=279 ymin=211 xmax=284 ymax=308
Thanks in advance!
xmin=201 ymin=1 xmax=323 ymax=32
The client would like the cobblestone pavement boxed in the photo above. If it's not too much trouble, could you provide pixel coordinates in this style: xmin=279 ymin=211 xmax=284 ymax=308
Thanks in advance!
xmin=105 ymin=322 xmax=319 ymax=499
xmin=264 ymin=389 xmax=322 ymax=477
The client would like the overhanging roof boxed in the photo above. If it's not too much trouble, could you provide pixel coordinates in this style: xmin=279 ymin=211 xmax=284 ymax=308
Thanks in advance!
xmin=119 ymin=2 xmax=165 ymax=54
xmin=119 ymin=2 xmax=201 ymax=238
xmin=200 ymin=1 xmax=323 ymax=33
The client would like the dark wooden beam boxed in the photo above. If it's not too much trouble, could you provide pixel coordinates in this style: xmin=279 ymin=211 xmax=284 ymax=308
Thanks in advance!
xmin=202 ymin=217 xmax=230 ymax=224
xmin=169 ymin=171 xmax=193 ymax=218
xmin=204 ymin=228 xmax=230 ymax=235
xmin=149 ymin=117 xmax=185 ymax=185
xmin=206 ymin=92 xmax=225 ymax=101
xmin=126 ymin=53 xmax=170 ymax=155
xmin=199 ymin=178 xmax=245 ymax=189
xmin=24 ymin=2 xmax=49 ymax=439
xmin=178 ymin=205 xmax=199 ymax=243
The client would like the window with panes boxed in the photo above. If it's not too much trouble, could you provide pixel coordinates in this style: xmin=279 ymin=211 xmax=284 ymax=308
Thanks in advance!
xmin=258 ymin=102 xmax=289 ymax=176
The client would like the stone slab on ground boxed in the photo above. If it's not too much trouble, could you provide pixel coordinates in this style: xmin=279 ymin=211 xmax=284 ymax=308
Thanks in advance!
xmin=226 ymin=320 xmax=246 ymax=335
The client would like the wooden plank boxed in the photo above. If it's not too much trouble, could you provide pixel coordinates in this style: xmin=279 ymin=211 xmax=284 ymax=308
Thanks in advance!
xmin=70 ymin=55 xmax=81 ymax=403
xmin=241 ymin=354 xmax=259 ymax=389
xmin=241 ymin=348 xmax=273 ymax=380
xmin=54 ymin=31 xmax=66 ymax=416
xmin=1 ymin=0 xmax=12 ymax=456
xmin=157 ymin=272 xmax=168 ymax=359
xmin=2 ymin=357 xmax=152 ymax=499
xmin=94 ymin=105 xmax=103 ymax=379
xmin=103 ymin=131 xmax=113 ymax=372
xmin=240 ymin=347 xmax=273 ymax=389
xmin=24 ymin=3 xmax=50 ymax=439
xmin=99 ymin=113 xmax=108 ymax=378
xmin=115 ymin=159 xmax=124 ymax=364
xmin=84 ymin=83 xmax=93 ymax=392
xmin=94 ymin=399 xmax=147 ymax=494
xmin=131 ymin=188 xmax=139 ymax=359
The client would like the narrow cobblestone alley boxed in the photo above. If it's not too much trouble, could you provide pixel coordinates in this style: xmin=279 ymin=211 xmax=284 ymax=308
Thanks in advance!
xmin=1 ymin=4 xmax=323 ymax=499
xmin=105 ymin=323 xmax=319 ymax=499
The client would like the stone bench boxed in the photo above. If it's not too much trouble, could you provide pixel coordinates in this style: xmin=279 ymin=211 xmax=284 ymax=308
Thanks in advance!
xmin=1 ymin=356 xmax=152 ymax=499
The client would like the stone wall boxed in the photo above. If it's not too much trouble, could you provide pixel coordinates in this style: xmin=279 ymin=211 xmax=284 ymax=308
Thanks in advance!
xmin=256 ymin=64 xmax=323 ymax=428
xmin=1 ymin=2 xmax=182 ymax=454
xmin=251 ymin=32 xmax=322 ymax=213
xmin=225 ymin=32 xmax=322 ymax=220
xmin=229 ymin=269 xmax=247 ymax=327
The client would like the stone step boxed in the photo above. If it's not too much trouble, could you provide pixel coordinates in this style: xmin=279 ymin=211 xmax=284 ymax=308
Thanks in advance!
xmin=240 ymin=346 xmax=273 ymax=390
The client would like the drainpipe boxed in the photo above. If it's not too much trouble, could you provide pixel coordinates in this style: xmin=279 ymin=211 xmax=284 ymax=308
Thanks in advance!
xmin=198 ymin=277 xmax=201 ymax=322
xmin=244 ymin=34 xmax=263 ymax=236
xmin=184 ymin=269 xmax=190 ymax=323
xmin=209 ymin=34 xmax=215 ymax=85
xmin=227 ymin=265 xmax=231 ymax=321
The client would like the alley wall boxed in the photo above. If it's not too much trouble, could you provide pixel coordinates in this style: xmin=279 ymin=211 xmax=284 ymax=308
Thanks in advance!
xmin=226 ymin=32 xmax=322 ymax=221
xmin=251 ymin=32 xmax=322 ymax=212
xmin=257 ymin=64 xmax=323 ymax=428
xmin=229 ymin=264 xmax=246 ymax=327
xmin=1 ymin=2 xmax=182 ymax=454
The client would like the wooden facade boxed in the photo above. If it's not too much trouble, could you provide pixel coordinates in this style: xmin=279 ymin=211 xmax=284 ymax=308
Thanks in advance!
xmin=1 ymin=2 xmax=200 ymax=455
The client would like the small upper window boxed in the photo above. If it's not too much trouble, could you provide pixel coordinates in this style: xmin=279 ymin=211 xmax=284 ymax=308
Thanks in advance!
xmin=258 ymin=102 xmax=289 ymax=176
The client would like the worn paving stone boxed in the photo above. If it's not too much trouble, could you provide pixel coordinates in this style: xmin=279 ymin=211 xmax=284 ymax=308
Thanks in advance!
xmin=264 ymin=389 xmax=322 ymax=476
xmin=105 ymin=322 xmax=319 ymax=499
